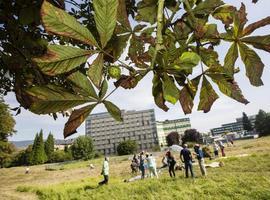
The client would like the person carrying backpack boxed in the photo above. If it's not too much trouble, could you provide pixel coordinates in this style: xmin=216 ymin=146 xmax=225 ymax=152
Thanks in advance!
xmin=180 ymin=144 xmax=194 ymax=178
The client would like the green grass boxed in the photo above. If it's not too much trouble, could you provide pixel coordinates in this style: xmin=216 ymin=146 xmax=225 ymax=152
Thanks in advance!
xmin=21 ymin=154 xmax=270 ymax=200
xmin=1 ymin=137 xmax=270 ymax=200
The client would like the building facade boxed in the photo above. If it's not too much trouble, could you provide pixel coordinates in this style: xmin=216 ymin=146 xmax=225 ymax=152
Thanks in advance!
xmin=85 ymin=109 xmax=158 ymax=155
xmin=156 ymin=118 xmax=191 ymax=146
xmin=211 ymin=114 xmax=257 ymax=135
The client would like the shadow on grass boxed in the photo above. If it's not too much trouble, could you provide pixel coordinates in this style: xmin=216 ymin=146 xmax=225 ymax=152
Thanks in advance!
xmin=83 ymin=185 xmax=98 ymax=191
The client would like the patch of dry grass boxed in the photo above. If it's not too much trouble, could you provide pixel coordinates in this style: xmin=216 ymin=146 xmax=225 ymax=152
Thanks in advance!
xmin=1 ymin=136 xmax=270 ymax=200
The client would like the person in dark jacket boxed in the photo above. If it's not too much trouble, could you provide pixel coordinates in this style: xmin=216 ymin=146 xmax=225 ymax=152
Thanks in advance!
xmin=166 ymin=151 xmax=176 ymax=178
xmin=194 ymin=144 xmax=207 ymax=176
xmin=139 ymin=151 xmax=145 ymax=179
xmin=180 ymin=144 xmax=194 ymax=178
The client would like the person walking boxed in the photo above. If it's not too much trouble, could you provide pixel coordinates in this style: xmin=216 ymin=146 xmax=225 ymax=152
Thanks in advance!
xmin=194 ymin=144 xmax=207 ymax=176
xmin=180 ymin=144 xmax=194 ymax=178
xmin=213 ymin=142 xmax=219 ymax=158
xmin=167 ymin=151 xmax=176 ymax=178
xmin=139 ymin=151 xmax=145 ymax=179
xmin=218 ymin=141 xmax=226 ymax=157
xmin=146 ymin=153 xmax=158 ymax=178
xmin=99 ymin=157 xmax=109 ymax=185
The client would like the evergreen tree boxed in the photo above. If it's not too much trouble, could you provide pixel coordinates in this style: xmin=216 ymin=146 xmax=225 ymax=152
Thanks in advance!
xmin=255 ymin=110 xmax=270 ymax=137
xmin=30 ymin=130 xmax=47 ymax=165
xmin=0 ymin=98 xmax=16 ymax=168
xmin=242 ymin=112 xmax=253 ymax=131
xmin=45 ymin=132 xmax=54 ymax=162
xmin=29 ymin=133 xmax=38 ymax=165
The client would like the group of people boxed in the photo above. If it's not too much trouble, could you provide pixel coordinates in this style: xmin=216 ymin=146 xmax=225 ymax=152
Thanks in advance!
xmin=99 ymin=141 xmax=228 ymax=185
xmin=129 ymin=143 xmax=207 ymax=180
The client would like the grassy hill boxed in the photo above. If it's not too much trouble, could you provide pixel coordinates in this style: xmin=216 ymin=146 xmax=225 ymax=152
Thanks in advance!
xmin=1 ymin=137 xmax=270 ymax=200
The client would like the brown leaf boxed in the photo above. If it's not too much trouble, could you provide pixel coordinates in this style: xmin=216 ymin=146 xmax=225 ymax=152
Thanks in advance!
xmin=198 ymin=76 xmax=219 ymax=113
xmin=64 ymin=104 xmax=96 ymax=138
xmin=179 ymin=77 xmax=200 ymax=114
xmin=242 ymin=16 xmax=270 ymax=36
xmin=114 ymin=75 xmax=138 ymax=89
xmin=152 ymin=74 xmax=169 ymax=112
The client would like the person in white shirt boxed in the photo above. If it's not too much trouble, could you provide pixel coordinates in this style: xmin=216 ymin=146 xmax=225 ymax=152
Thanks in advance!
xmin=99 ymin=157 xmax=109 ymax=185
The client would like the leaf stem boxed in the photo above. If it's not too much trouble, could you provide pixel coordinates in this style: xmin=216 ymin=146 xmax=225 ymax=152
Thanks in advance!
xmin=150 ymin=0 xmax=165 ymax=70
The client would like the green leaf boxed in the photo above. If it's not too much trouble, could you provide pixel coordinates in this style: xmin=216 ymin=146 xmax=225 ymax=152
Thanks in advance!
xmin=193 ymin=0 xmax=224 ymax=15
xmin=26 ymin=85 xmax=93 ymax=114
xmin=41 ymin=1 xmax=98 ymax=46
xmin=207 ymin=73 xmax=249 ymax=104
xmin=19 ymin=6 xmax=35 ymax=25
xmin=179 ymin=76 xmax=200 ymax=114
xmin=198 ymin=76 xmax=219 ymax=113
xmin=152 ymin=74 xmax=169 ymax=112
xmin=204 ymin=24 xmax=219 ymax=39
xmin=99 ymin=79 xmax=108 ymax=100
xmin=238 ymin=42 xmax=264 ymax=86
xmin=173 ymin=52 xmax=200 ymax=70
xmin=241 ymin=35 xmax=270 ymax=53
xmin=87 ymin=54 xmax=104 ymax=89
xmin=67 ymin=71 xmax=98 ymax=99
xmin=64 ymin=104 xmax=96 ymax=138
xmin=212 ymin=5 xmax=237 ymax=25
xmin=135 ymin=0 xmax=157 ymax=25
xmin=106 ymin=34 xmax=131 ymax=61
xmin=199 ymin=47 xmax=221 ymax=68
xmin=162 ymin=74 xmax=179 ymax=105
xmin=224 ymin=42 xmax=238 ymax=75
xmin=93 ymin=0 xmax=118 ymax=48
xmin=33 ymin=45 xmax=96 ymax=76
xmin=233 ymin=3 xmax=247 ymax=38
xmin=103 ymin=100 xmax=123 ymax=121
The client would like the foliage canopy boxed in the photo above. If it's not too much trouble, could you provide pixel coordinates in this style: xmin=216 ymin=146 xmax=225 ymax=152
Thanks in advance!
xmin=0 ymin=0 xmax=269 ymax=138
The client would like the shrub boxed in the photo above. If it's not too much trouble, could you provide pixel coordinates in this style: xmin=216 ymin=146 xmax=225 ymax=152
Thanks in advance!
xmin=117 ymin=140 xmax=138 ymax=155
xmin=51 ymin=150 xmax=72 ymax=163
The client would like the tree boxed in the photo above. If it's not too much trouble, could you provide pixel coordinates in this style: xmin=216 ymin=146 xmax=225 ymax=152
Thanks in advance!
xmin=11 ymin=145 xmax=33 ymax=166
xmin=0 ymin=98 xmax=16 ymax=168
xmin=166 ymin=132 xmax=180 ymax=146
xmin=182 ymin=129 xmax=202 ymax=144
xmin=117 ymin=140 xmax=138 ymax=156
xmin=29 ymin=130 xmax=47 ymax=165
xmin=242 ymin=112 xmax=253 ymax=131
xmin=71 ymin=136 xmax=94 ymax=160
xmin=255 ymin=110 xmax=270 ymax=137
xmin=1 ymin=0 xmax=270 ymax=139
xmin=45 ymin=132 xmax=55 ymax=162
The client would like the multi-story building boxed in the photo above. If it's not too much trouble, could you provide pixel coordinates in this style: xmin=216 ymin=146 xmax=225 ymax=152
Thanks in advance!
xmin=156 ymin=118 xmax=191 ymax=146
xmin=85 ymin=109 xmax=158 ymax=155
xmin=211 ymin=122 xmax=243 ymax=136
xmin=211 ymin=114 xmax=257 ymax=135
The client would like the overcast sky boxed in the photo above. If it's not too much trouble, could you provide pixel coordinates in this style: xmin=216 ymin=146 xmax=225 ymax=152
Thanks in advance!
xmin=5 ymin=0 xmax=270 ymax=141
